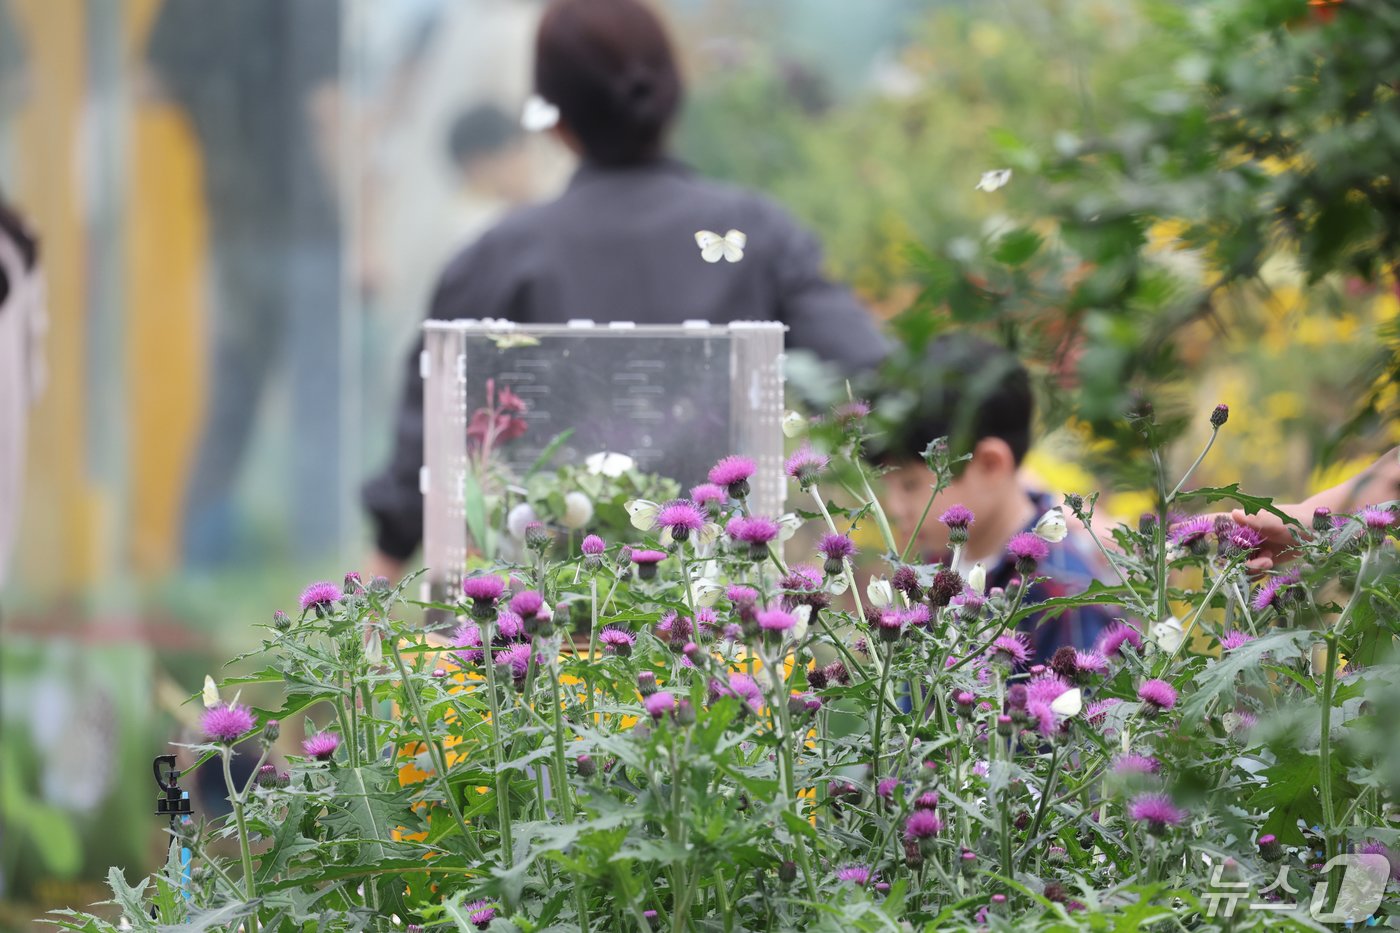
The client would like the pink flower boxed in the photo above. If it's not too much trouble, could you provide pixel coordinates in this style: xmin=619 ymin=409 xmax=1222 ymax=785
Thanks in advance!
xmin=581 ymin=534 xmax=606 ymax=556
xmin=302 ymin=731 xmax=341 ymax=761
xmin=690 ymin=483 xmax=728 ymax=507
xmin=1360 ymin=506 xmax=1396 ymax=532
xmin=835 ymin=864 xmax=873 ymax=885
xmin=711 ymin=673 xmax=763 ymax=711
xmin=453 ymin=622 xmax=485 ymax=664
xmin=990 ymin=632 xmax=1031 ymax=666
xmin=1251 ymin=569 xmax=1301 ymax=613
xmin=726 ymin=585 xmax=758 ymax=605
xmin=509 ymin=590 xmax=545 ymax=618
xmin=1218 ymin=525 xmax=1264 ymax=559
xmin=644 ymin=691 xmax=676 ymax=719
xmin=758 ymin=608 xmax=797 ymax=632
xmin=598 ymin=625 xmax=636 ymax=656
xmin=877 ymin=777 xmax=899 ymax=799
xmin=494 ymin=642 xmax=534 ymax=684
xmin=1006 ymin=532 xmax=1050 ymax=566
xmin=299 ymin=581 xmax=341 ymax=613
xmin=708 ymin=455 xmax=757 ymax=489
xmin=1074 ymin=649 xmax=1110 ymax=675
xmin=1085 ymin=697 xmax=1123 ymax=726
xmin=655 ymin=499 xmax=706 ymax=537
xmin=462 ymin=574 xmax=505 ymax=603
xmin=1128 ymin=793 xmax=1185 ymax=831
xmin=940 ymin=505 xmax=975 ymax=531
xmin=202 ymin=703 xmax=255 ymax=744
xmin=784 ymin=444 xmax=829 ymax=488
xmin=904 ymin=809 xmax=943 ymax=841
xmin=817 ymin=534 xmax=856 ymax=562
xmin=1137 ymin=679 xmax=1178 ymax=711
xmin=1168 ymin=516 xmax=1214 ymax=548
xmin=1219 ymin=630 xmax=1255 ymax=651
xmin=832 ymin=399 xmax=871 ymax=426
xmin=466 ymin=899 xmax=497 ymax=930
xmin=1097 ymin=623 xmax=1143 ymax=657
xmin=1112 ymin=753 xmax=1161 ymax=776
xmin=726 ymin=515 xmax=781 ymax=546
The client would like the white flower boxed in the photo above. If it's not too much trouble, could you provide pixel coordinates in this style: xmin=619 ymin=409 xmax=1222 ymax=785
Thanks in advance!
xmin=507 ymin=502 xmax=538 ymax=540
xmin=967 ymin=562 xmax=987 ymax=595
xmin=867 ymin=575 xmax=894 ymax=608
xmin=1033 ymin=507 xmax=1068 ymax=543
xmin=782 ymin=410 xmax=807 ymax=438
xmin=585 ymin=451 xmax=634 ymax=478
xmin=974 ymin=168 xmax=1012 ymax=192
xmin=1151 ymin=616 xmax=1185 ymax=653
xmin=1050 ymin=687 xmax=1082 ymax=718
xmin=561 ymin=491 xmax=594 ymax=529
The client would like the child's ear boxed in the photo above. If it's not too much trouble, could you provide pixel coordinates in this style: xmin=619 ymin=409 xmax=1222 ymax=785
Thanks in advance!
xmin=971 ymin=437 xmax=1017 ymax=478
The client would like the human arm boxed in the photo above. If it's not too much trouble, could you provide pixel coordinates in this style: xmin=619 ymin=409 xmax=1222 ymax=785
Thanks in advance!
xmin=1230 ymin=446 xmax=1400 ymax=571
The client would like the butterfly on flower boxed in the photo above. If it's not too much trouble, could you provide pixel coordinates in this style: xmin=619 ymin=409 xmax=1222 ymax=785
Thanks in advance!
xmin=974 ymin=169 xmax=1012 ymax=192
xmin=694 ymin=229 xmax=746 ymax=263
xmin=1050 ymin=687 xmax=1082 ymax=718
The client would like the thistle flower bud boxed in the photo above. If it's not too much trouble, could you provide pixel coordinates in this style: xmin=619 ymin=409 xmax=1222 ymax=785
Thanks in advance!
xmin=273 ymin=609 xmax=292 ymax=632
xmin=1312 ymin=507 xmax=1332 ymax=533
xmin=778 ymin=860 xmax=798 ymax=884
xmin=262 ymin=719 xmax=280 ymax=743
xmin=997 ymin=714 xmax=1014 ymax=736
xmin=891 ymin=565 xmax=923 ymax=601
xmin=954 ymin=691 xmax=976 ymax=719
xmin=524 ymin=521 xmax=553 ymax=551
xmin=575 ymin=753 xmax=596 ymax=778
xmin=637 ymin=670 xmax=658 ymax=696
xmin=929 ymin=568 xmax=963 ymax=608
xmin=676 ymin=699 xmax=697 ymax=727
xmin=1258 ymin=833 xmax=1283 ymax=861
xmin=1209 ymin=403 xmax=1229 ymax=429
xmin=1006 ymin=684 xmax=1028 ymax=711
xmin=806 ymin=665 xmax=829 ymax=690
xmin=343 ymin=572 xmax=363 ymax=595
xmin=1065 ymin=492 xmax=1084 ymax=516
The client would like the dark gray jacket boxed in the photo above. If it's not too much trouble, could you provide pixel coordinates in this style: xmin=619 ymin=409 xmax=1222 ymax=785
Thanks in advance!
xmin=363 ymin=157 xmax=888 ymax=560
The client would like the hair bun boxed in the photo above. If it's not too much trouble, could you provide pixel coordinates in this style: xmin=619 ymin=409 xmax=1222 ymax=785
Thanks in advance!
xmin=614 ymin=62 xmax=663 ymax=122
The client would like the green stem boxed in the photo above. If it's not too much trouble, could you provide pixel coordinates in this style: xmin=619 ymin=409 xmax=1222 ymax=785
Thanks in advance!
xmin=1024 ymin=743 xmax=1062 ymax=853
xmin=480 ymin=619 xmax=516 ymax=866
xmin=551 ymin=667 xmax=590 ymax=933
xmin=387 ymin=639 xmax=484 ymax=860
xmin=871 ymin=640 xmax=893 ymax=786
xmin=221 ymin=749 xmax=258 ymax=907
xmin=1319 ymin=631 xmax=1339 ymax=864
xmin=1167 ymin=427 xmax=1218 ymax=502
xmin=900 ymin=483 xmax=941 ymax=564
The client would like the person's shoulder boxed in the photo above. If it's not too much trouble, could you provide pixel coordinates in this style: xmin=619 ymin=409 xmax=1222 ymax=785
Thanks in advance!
xmin=664 ymin=167 xmax=804 ymax=233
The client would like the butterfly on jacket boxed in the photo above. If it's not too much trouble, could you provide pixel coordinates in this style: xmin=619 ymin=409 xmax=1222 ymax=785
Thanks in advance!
xmin=694 ymin=229 xmax=746 ymax=264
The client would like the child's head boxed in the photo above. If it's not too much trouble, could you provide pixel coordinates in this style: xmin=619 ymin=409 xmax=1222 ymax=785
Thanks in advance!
xmin=872 ymin=333 xmax=1033 ymax=556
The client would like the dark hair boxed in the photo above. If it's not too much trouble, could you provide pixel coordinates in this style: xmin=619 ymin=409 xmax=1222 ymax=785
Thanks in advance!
xmin=446 ymin=104 xmax=520 ymax=170
xmin=871 ymin=333 xmax=1033 ymax=467
xmin=534 ymin=0 xmax=682 ymax=166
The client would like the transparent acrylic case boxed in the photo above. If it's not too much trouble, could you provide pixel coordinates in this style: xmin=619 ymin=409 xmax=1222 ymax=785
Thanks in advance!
xmin=421 ymin=319 xmax=786 ymax=603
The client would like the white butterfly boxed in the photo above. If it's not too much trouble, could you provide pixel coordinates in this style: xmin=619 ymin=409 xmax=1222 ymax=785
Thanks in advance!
xmin=694 ymin=229 xmax=747 ymax=263
xmin=781 ymin=411 xmax=807 ymax=438
xmin=776 ymin=513 xmax=803 ymax=542
xmin=1050 ymin=687 xmax=1082 ymax=718
xmin=967 ymin=562 xmax=987 ymax=595
xmin=1033 ymin=507 xmax=1068 ymax=543
xmin=689 ymin=578 xmax=724 ymax=608
xmin=521 ymin=94 xmax=560 ymax=132
xmin=585 ymin=451 xmax=635 ymax=478
xmin=625 ymin=498 xmax=662 ymax=531
xmin=1151 ymin=616 xmax=1185 ymax=653
xmin=364 ymin=627 xmax=383 ymax=665
xmin=974 ymin=169 xmax=1012 ymax=192
xmin=790 ymin=604 xmax=812 ymax=644
xmin=867 ymin=575 xmax=894 ymax=608
xmin=202 ymin=675 xmax=220 ymax=709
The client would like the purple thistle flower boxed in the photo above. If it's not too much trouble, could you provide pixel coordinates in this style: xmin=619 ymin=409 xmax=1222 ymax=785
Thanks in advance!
xmin=1074 ymin=649 xmax=1110 ymax=675
xmin=708 ymin=454 xmax=756 ymax=487
xmin=903 ymin=604 xmax=931 ymax=628
xmin=1358 ymin=842 xmax=1400 ymax=881
xmin=990 ymin=632 xmax=1031 ymax=666
xmin=928 ymin=568 xmax=962 ymax=608
xmin=890 ymin=564 xmax=923 ymax=601
xmin=711 ymin=672 xmax=763 ymax=711
xmin=904 ymin=809 xmax=943 ymax=841
xmin=509 ymin=590 xmax=545 ymax=618
xmin=940 ymin=504 xmax=975 ymax=531
xmin=495 ymin=610 xmax=526 ymax=641
xmin=453 ymin=622 xmax=485 ymax=664
xmin=873 ymin=608 xmax=906 ymax=642
xmin=780 ymin=565 xmax=823 ymax=591
xmin=1360 ymin=506 xmax=1396 ymax=533
xmin=581 ymin=534 xmax=606 ymax=556
xmin=655 ymin=611 xmax=693 ymax=646
xmin=202 ymin=703 xmax=255 ymax=744
xmin=655 ymin=499 xmax=706 ymax=538
xmin=1085 ymin=697 xmax=1123 ymax=726
xmin=726 ymin=584 xmax=758 ymax=605
xmin=629 ymin=548 xmax=667 ymax=566
xmin=1167 ymin=516 xmax=1214 ymax=549
xmin=1097 ymin=622 xmax=1143 ymax=657
xmin=461 ymin=574 xmax=506 ymax=603
xmin=465 ymin=899 xmax=497 ymax=930
xmin=758 ymin=608 xmax=797 ymax=632
xmin=1219 ymin=630 xmax=1255 ymax=651
xmin=1229 ymin=710 xmax=1258 ymax=735
xmin=644 ymin=691 xmax=676 ymax=719
xmin=1112 ymin=753 xmax=1161 ymax=776
xmin=914 ymin=790 xmax=940 ymax=810
xmin=302 ymin=731 xmax=341 ymax=761
xmin=299 ymin=581 xmax=341 ymax=613
xmin=726 ymin=515 xmax=781 ymax=546
xmin=722 ymin=622 xmax=743 ymax=641
xmin=835 ymin=864 xmax=873 ymax=885
xmin=1218 ymin=525 xmax=1264 ymax=559
xmin=877 ymin=777 xmax=899 ymax=799
xmin=1006 ymin=532 xmax=1050 ymax=567
xmin=1025 ymin=674 xmax=1073 ymax=735
xmin=690 ymin=482 xmax=728 ymax=507
xmin=1251 ymin=567 xmax=1304 ymax=612
xmin=784 ymin=444 xmax=829 ymax=488
xmin=817 ymin=534 xmax=856 ymax=561
xmin=832 ymin=399 xmax=871 ymax=426
xmin=1128 ymin=793 xmax=1185 ymax=832
xmin=598 ymin=625 xmax=636 ymax=656
xmin=494 ymin=642 xmax=534 ymax=682
xmin=1137 ymin=679 xmax=1178 ymax=711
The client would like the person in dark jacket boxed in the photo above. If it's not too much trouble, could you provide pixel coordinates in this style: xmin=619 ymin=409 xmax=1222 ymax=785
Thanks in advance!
xmin=362 ymin=0 xmax=889 ymax=579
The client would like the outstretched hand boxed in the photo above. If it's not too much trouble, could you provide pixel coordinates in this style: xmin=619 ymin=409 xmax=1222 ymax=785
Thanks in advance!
xmin=1227 ymin=507 xmax=1309 ymax=573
